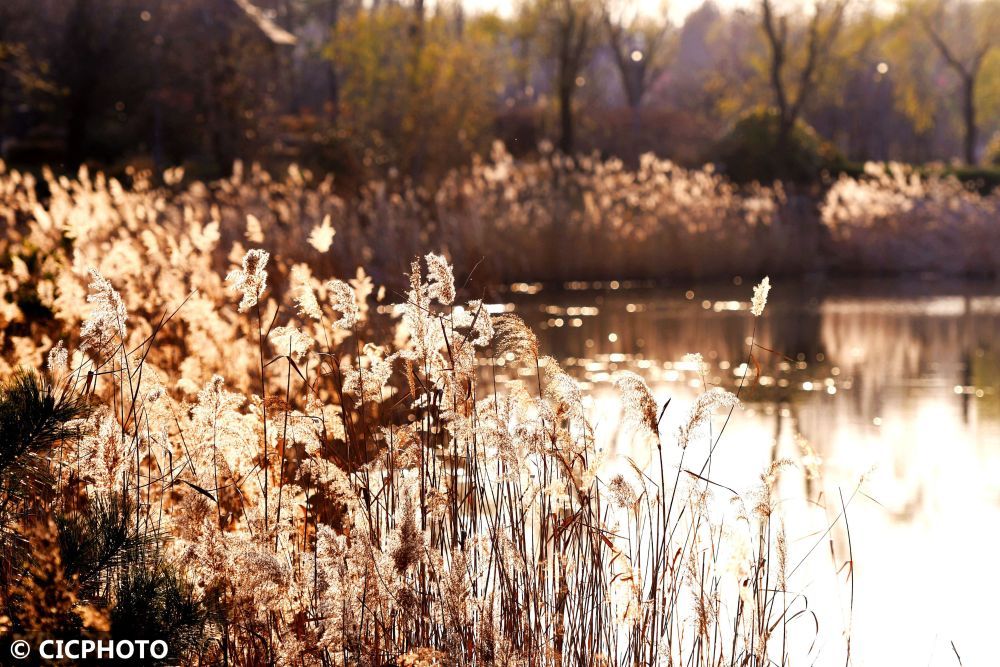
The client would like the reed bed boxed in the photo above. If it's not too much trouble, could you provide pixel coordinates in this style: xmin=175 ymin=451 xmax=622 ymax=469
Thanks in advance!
xmin=822 ymin=162 xmax=1000 ymax=275
xmin=4 ymin=149 xmax=999 ymax=301
xmin=0 ymin=154 xmax=871 ymax=665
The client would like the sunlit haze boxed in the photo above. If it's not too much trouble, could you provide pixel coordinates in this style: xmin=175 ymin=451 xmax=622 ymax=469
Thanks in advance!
xmin=460 ymin=0 xmax=900 ymax=23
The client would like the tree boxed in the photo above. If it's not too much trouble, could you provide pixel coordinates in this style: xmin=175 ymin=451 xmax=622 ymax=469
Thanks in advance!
xmin=535 ymin=0 xmax=598 ymax=154
xmin=602 ymin=0 xmax=673 ymax=110
xmin=0 ymin=1 xmax=60 ymax=143
xmin=327 ymin=5 xmax=501 ymax=178
xmin=916 ymin=0 xmax=998 ymax=164
xmin=759 ymin=0 xmax=849 ymax=152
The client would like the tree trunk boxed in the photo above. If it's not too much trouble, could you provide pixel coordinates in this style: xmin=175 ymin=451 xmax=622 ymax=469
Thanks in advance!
xmin=963 ymin=74 xmax=977 ymax=165
xmin=327 ymin=0 xmax=341 ymax=117
xmin=65 ymin=83 xmax=94 ymax=166
xmin=775 ymin=113 xmax=793 ymax=157
xmin=62 ymin=0 xmax=98 ymax=166
xmin=558 ymin=82 xmax=574 ymax=154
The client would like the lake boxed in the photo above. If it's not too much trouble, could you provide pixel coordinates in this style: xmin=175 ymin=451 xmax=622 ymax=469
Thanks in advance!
xmin=499 ymin=277 xmax=1000 ymax=666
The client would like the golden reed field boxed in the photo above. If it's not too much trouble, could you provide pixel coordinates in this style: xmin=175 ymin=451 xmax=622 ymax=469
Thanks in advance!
xmin=4 ymin=151 xmax=996 ymax=665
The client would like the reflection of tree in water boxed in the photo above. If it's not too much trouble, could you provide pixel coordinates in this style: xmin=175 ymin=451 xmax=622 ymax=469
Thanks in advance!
xmin=505 ymin=284 xmax=1000 ymax=424
xmin=508 ymin=282 xmax=1000 ymax=529
xmin=970 ymin=349 xmax=1000 ymax=421
xmin=819 ymin=292 xmax=1000 ymax=422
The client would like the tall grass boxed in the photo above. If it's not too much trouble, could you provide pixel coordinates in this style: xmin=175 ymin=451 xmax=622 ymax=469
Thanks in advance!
xmin=0 ymin=151 xmax=883 ymax=664
xmin=822 ymin=162 xmax=1000 ymax=275
xmin=4 ymin=149 xmax=999 ymax=308
xmin=0 ymin=217 xmax=853 ymax=665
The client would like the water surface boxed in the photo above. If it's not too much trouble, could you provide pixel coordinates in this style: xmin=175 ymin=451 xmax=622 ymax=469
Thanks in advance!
xmin=502 ymin=277 xmax=1000 ymax=666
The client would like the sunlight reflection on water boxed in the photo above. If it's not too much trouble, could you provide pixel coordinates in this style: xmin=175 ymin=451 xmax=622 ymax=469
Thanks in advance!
xmin=503 ymin=278 xmax=1000 ymax=666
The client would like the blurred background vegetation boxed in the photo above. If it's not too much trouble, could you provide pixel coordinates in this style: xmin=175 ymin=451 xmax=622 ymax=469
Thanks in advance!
xmin=0 ymin=0 xmax=998 ymax=187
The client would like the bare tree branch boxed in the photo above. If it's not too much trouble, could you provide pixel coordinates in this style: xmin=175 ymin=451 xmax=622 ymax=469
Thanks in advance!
xmin=916 ymin=1 xmax=997 ymax=163
xmin=761 ymin=0 xmax=848 ymax=146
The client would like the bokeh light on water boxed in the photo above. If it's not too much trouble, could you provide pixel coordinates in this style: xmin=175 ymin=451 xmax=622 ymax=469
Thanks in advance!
xmin=499 ymin=279 xmax=1000 ymax=666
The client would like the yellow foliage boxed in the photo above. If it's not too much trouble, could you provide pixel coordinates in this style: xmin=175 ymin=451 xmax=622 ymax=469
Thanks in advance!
xmin=328 ymin=8 xmax=504 ymax=177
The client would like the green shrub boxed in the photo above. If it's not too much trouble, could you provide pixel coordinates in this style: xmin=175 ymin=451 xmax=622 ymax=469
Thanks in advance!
xmin=713 ymin=107 xmax=843 ymax=184
xmin=986 ymin=131 xmax=1000 ymax=167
